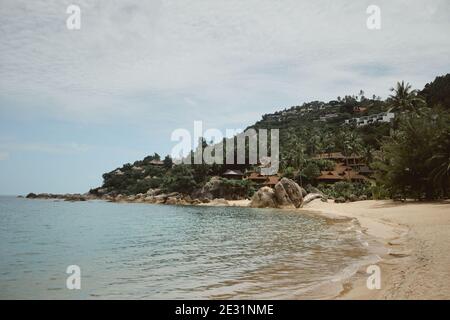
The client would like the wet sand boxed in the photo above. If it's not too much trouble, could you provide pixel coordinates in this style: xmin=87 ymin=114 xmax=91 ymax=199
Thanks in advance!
xmin=303 ymin=199 xmax=450 ymax=299
xmin=203 ymin=198 xmax=450 ymax=299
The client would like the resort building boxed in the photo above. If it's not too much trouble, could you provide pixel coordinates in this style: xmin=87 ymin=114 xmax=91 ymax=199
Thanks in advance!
xmin=245 ymin=171 xmax=280 ymax=188
xmin=344 ymin=110 xmax=395 ymax=127
xmin=222 ymin=169 xmax=244 ymax=180
xmin=313 ymin=153 xmax=371 ymax=184
xmin=149 ymin=159 xmax=164 ymax=166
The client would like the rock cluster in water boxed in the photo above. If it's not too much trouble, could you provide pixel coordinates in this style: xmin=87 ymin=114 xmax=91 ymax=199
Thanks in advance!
xmin=24 ymin=178 xmax=330 ymax=207
xmin=24 ymin=189 xmax=222 ymax=206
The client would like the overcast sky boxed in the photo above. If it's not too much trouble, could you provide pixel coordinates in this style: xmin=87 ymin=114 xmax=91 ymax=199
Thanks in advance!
xmin=0 ymin=0 xmax=449 ymax=194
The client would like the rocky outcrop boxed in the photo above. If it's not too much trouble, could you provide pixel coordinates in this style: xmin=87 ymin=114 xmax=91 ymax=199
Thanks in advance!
xmin=302 ymin=193 xmax=326 ymax=206
xmin=250 ymin=187 xmax=277 ymax=208
xmin=192 ymin=176 xmax=249 ymax=200
xmin=305 ymin=185 xmax=323 ymax=197
xmin=25 ymin=192 xmax=89 ymax=201
xmin=274 ymin=183 xmax=295 ymax=208
xmin=64 ymin=194 xmax=86 ymax=201
xmin=250 ymin=178 xmax=331 ymax=208
xmin=192 ymin=177 xmax=219 ymax=200
xmin=165 ymin=197 xmax=178 ymax=205
xmin=274 ymin=178 xmax=304 ymax=208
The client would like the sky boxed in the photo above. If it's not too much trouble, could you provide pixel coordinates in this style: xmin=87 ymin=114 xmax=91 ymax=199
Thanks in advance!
xmin=0 ymin=0 xmax=449 ymax=195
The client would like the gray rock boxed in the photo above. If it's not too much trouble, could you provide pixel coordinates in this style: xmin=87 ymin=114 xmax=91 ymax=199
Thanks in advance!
xmin=153 ymin=194 xmax=168 ymax=204
xmin=146 ymin=188 xmax=162 ymax=196
xmin=165 ymin=197 xmax=178 ymax=205
xmin=250 ymin=187 xmax=277 ymax=208
xmin=306 ymin=185 xmax=323 ymax=196
xmin=274 ymin=178 xmax=304 ymax=208
xmin=274 ymin=183 xmax=295 ymax=208
xmin=302 ymin=193 xmax=325 ymax=206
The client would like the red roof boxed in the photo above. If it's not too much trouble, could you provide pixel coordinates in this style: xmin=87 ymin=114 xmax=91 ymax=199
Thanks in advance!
xmin=246 ymin=172 xmax=268 ymax=181
xmin=223 ymin=169 xmax=244 ymax=176
xmin=264 ymin=176 xmax=280 ymax=186
xmin=317 ymin=171 xmax=344 ymax=181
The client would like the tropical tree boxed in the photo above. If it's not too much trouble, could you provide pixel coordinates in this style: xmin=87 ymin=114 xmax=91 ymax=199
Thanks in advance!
xmin=374 ymin=107 xmax=450 ymax=199
xmin=389 ymin=81 xmax=424 ymax=112
xmin=163 ymin=164 xmax=197 ymax=193
xmin=336 ymin=130 xmax=363 ymax=166
xmin=163 ymin=155 xmax=173 ymax=169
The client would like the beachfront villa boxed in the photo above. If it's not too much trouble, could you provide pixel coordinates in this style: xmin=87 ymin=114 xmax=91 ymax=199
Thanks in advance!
xmin=245 ymin=172 xmax=280 ymax=188
xmin=222 ymin=169 xmax=244 ymax=180
xmin=221 ymin=167 xmax=280 ymax=188
xmin=313 ymin=152 xmax=370 ymax=184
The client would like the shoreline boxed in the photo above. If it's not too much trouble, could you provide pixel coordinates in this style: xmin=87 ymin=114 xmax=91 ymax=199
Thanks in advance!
xmin=201 ymin=198 xmax=450 ymax=299
xmin=301 ymin=199 xmax=450 ymax=299
xmin=18 ymin=195 xmax=450 ymax=299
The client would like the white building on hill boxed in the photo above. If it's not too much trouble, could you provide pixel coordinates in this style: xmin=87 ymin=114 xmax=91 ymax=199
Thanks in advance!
xmin=344 ymin=110 xmax=395 ymax=127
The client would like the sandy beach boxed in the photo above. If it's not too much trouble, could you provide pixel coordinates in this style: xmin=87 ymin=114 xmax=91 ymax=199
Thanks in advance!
xmin=302 ymin=199 xmax=450 ymax=299
xmin=204 ymin=198 xmax=450 ymax=299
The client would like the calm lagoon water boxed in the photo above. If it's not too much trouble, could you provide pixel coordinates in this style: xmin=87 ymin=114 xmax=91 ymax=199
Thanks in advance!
xmin=0 ymin=196 xmax=374 ymax=299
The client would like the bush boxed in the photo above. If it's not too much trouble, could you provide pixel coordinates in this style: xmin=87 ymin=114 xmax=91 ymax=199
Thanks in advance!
xmin=318 ymin=181 xmax=372 ymax=200
xmin=162 ymin=164 xmax=197 ymax=193
xmin=220 ymin=178 xmax=256 ymax=199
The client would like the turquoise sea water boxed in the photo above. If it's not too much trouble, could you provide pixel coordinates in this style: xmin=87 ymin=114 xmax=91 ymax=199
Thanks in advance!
xmin=0 ymin=196 xmax=373 ymax=299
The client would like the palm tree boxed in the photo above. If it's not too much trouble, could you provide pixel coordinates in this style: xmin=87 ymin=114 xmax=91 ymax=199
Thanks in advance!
xmin=361 ymin=145 xmax=374 ymax=166
xmin=389 ymin=81 xmax=424 ymax=112
xmin=427 ymin=133 xmax=450 ymax=197
xmin=339 ymin=131 xmax=362 ymax=166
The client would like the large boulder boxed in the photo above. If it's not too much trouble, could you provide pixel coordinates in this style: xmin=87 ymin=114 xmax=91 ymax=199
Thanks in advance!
xmin=193 ymin=176 xmax=248 ymax=200
xmin=165 ymin=197 xmax=178 ymax=205
xmin=193 ymin=176 xmax=221 ymax=200
xmin=153 ymin=194 xmax=168 ymax=204
xmin=250 ymin=187 xmax=277 ymax=208
xmin=274 ymin=178 xmax=304 ymax=208
xmin=302 ymin=193 xmax=325 ymax=206
xmin=305 ymin=185 xmax=323 ymax=197
xmin=274 ymin=183 xmax=295 ymax=208
xmin=146 ymin=188 xmax=162 ymax=196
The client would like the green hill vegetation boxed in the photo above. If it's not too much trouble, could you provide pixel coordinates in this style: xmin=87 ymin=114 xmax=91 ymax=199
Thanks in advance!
xmin=91 ymin=74 xmax=450 ymax=201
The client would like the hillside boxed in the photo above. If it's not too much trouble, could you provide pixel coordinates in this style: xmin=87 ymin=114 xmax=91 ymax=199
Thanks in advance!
xmin=91 ymin=74 xmax=450 ymax=201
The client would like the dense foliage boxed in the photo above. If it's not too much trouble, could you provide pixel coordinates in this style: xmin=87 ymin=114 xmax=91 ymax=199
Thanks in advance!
xmin=95 ymin=74 xmax=450 ymax=200
xmin=373 ymin=107 xmax=450 ymax=200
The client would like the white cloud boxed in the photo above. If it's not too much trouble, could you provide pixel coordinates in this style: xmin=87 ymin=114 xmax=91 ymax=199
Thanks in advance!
xmin=0 ymin=0 xmax=449 ymax=128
